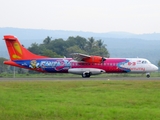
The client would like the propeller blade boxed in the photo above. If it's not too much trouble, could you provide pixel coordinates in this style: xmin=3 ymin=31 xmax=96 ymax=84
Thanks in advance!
xmin=101 ymin=57 xmax=106 ymax=64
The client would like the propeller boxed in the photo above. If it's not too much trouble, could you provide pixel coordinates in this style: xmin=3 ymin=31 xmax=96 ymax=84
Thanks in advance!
xmin=101 ymin=57 xmax=106 ymax=64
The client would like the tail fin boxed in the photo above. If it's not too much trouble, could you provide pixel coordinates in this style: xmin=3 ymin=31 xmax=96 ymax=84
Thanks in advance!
xmin=3 ymin=35 xmax=48 ymax=60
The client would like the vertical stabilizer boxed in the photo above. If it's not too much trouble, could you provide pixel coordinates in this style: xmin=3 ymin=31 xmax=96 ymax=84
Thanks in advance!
xmin=3 ymin=35 xmax=48 ymax=60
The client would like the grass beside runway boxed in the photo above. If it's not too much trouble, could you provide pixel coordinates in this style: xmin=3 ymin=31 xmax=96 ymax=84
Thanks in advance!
xmin=0 ymin=80 xmax=160 ymax=120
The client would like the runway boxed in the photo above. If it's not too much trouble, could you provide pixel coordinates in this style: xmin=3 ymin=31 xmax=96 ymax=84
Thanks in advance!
xmin=0 ymin=77 xmax=160 ymax=81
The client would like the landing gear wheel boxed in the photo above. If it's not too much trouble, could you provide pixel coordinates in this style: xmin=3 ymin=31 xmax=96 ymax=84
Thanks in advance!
xmin=82 ymin=72 xmax=91 ymax=78
xmin=146 ymin=73 xmax=150 ymax=78
xmin=82 ymin=74 xmax=86 ymax=78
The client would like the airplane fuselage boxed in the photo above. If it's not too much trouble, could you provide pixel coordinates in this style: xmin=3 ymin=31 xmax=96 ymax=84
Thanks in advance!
xmin=4 ymin=58 xmax=158 ymax=77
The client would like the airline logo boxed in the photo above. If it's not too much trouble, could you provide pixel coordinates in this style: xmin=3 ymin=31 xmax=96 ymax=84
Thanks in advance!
xmin=13 ymin=42 xmax=22 ymax=55
xmin=11 ymin=42 xmax=22 ymax=59
xmin=128 ymin=62 xmax=136 ymax=66
xmin=130 ymin=67 xmax=145 ymax=71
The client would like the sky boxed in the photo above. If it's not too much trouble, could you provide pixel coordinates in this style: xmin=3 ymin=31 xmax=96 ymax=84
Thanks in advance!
xmin=0 ymin=0 xmax=160 ymax=34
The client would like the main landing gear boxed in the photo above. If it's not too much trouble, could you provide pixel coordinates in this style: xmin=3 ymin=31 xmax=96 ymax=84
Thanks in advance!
xmin=82 ymin=72 xmax=91 ymax=78
xmin=146 ymin=73 xmax=150 ymax=78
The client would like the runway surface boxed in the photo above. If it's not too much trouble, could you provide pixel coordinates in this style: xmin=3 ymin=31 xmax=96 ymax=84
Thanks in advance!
xmin=0 ymin=77 xmax=160 ymax=81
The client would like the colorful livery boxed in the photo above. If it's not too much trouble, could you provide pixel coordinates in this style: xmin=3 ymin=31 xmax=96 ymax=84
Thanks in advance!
xmin=3 ymin=35 xmax=158 ymax=78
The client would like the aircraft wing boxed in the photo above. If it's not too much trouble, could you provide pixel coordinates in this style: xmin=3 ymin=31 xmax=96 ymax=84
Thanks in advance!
xmin=70 ymin=53 xmax=106 ymax=63
xmin=70 ymin=53 xmax=91 ymax=61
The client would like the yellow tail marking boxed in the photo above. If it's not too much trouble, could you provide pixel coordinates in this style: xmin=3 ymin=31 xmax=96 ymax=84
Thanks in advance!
xmin=13 ymin=42 xmax=22 ymax=55
xmin=12 ymin=54 xmax=21 ymax=59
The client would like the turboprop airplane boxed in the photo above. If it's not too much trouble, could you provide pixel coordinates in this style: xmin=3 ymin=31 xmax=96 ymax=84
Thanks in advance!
xmin=3 ymin=35 xmax=158 ymax=78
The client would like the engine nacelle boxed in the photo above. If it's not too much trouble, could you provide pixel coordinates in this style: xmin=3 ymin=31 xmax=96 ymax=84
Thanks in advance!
xmin=68 ymin=68 xmax=105 ymax=75
xmin=83 ymin=56 xmax=105 ymax=63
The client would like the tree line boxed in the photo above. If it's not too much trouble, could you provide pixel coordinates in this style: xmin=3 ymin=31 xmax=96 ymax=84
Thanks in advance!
xmin=28 ymin=36 xmax=110 ymax=58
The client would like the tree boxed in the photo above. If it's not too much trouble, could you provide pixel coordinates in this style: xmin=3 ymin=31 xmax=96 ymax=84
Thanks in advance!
xmin=97 ymin=39 xmax=104 ymax=48
xmin=66 ymin=45 xmax=86 ymax=56
xmin=27 ymin=36 xmax=110 ymax=59
xmin=17 ymin=68 xmax=25 ymax=74
xmin=96 ymin=39 xmax=110 ymax=57
xmin=84 ymin=37 xmax=110 ymax=57
xmin=28 ymin=43 xmax=42 ymax=55
xmin=0 ymin=57 xmax=8 ymax=73
xmin=86 ymin=37 xmax=96 ymax=52
xmin=43 ymin=36 xmax=52 ymax=45
xmin=42 ymin=49 xmax=62 ymax=58
xmin=47 ymin=38 xmax=67 ymax=56
xmin=158 ymin=61 xmax=160 ymax=68
xmin=66 ymin=36 xmax=77 ymax=47
xmin=67 ymin=36 xmax=87 ymax=50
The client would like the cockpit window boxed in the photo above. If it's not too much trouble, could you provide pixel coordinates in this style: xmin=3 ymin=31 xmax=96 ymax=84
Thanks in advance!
xmin=137 ymin=59 xmax=151 ymax=64
xmin=142 ymin=61 xmax=147 ymax=64
xmin=142 ymin=60 xmax=150 ymax=64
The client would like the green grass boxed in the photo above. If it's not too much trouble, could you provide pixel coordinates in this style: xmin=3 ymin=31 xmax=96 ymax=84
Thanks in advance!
xmin=0 ymin=80 xmax=160 ymax=120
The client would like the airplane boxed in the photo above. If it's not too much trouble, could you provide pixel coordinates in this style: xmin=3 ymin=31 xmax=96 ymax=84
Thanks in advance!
xmin=3 ymin=35 xmax=158 ymax=78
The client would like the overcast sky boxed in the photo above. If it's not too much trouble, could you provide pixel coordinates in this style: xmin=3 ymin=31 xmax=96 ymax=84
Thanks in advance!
xmin=0 ymin=0 xmax=160 ymax=34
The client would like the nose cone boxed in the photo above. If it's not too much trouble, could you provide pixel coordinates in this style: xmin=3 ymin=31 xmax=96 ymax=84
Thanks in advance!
xmin=155 ymin=66 xmax=159 ymax=71
xmin=152 ymin=64 xmax=159 ymax=71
